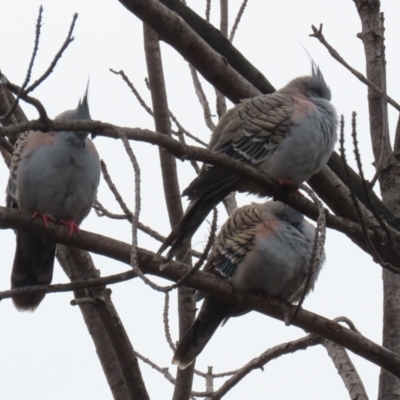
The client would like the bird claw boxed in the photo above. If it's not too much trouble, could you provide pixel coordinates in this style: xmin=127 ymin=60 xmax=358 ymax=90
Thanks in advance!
xmin=276 ymin=179 xmax=302 ymax=197
xmin=31 ymin=212 xmax=56 ymax=228
xmin=257 ymin=290 xmax=279 ymax=305
xmin=60 ymin=220 xmax=80 ymax=237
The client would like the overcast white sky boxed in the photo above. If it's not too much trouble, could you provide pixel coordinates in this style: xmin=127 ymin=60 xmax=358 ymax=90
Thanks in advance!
xmin=0 ymin=1 xmax=398 ymax=399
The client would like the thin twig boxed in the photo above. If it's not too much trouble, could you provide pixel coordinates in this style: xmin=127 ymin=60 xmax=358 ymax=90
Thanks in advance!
xmin=110 ymin=68 xmax=206 ymax=147
xmin=333 ymin=316 xmax=359 ymax=333
xmin=93 ymin=201 xmax=129 ymax=220
xmin=100 ymin=159 xmax=133 ymax=216
xmin=370 ymin=13 xmax=389 ymax=188
xmin=117 ymin=128 xmax=167 ymax=291
xmin=287 ymin=185 xmax=326 ymax=325
xmin=115 ymin=129 xmax=198 ymax=293
xmin=110 ymin=68 xmax=153 ymax=114
xmin=173 ymin=127 xmax=200 ymax=173
xmin=310 ymin=24 xmax=400 ymax=113
xmin=0 ymin=268 xmax=138 ymax=302
xmin=26 ymin=13 xmax=78 ymax=93
xmin=229 ymin=0 xmax=249 ymax=42
xmin=134 ymin=350 xmax=209 ymax=397
xmin=163 ymin=292 xmax=176 ymax=351
xmin=205 ymin=366 xmax=214 ymax=400
xmin=339 ymin=115 xmax=400 ymax=273
xmin=211 ymin=334 xmax=320 ymax=399
xmin=188 ymin=65 xmax=215 ymax=131
xmin=215 ymin=1 xmax=228 ymax=119
xmin=2 ymin=80 xmax=48 ymax=121
xmin=134 ymin=350 xmax=175 ymax=385
xmin=94 ymin=200 xmax=204 ymax=258
xmin=350 ymin=112 xmax=392 ymax=243
xmin=0 ymin=7 xmax=43 ymax=121
xmin=166 ymin=207 xmax=218 ymax=289
xmin=220 ymin=0 xmax=228 ymax=37
xmin=169 ymin=109 xmax=207 ymax=146
xmin=205 ymin=0 xmax=211 ymax=22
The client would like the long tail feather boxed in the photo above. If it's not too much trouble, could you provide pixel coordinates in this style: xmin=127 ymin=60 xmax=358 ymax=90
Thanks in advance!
xmin=159 ymin=187 xmax=232 ymax=269
xmin=11 ymin=232 xmax=55 ymax=311
xmin=172 ymin=296 xmax=232 ymax=369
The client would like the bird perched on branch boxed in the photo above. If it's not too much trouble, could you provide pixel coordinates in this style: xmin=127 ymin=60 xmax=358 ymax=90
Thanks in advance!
xmin=172 ymin=200 xmax=324 ymax=369
xmin=158 ymin=65 xmax=337 ymax=265
xmin=6 ymin=87 xmax=100 ymax=311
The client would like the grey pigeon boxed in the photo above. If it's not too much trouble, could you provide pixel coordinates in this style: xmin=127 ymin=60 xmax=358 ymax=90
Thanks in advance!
xmin=6 ymin=87 xmax=100 ymax=311
xmin=172 ymin=201 xmax=324 ymax=369
xmin=159 ymin=65 xmax=337 ymax=265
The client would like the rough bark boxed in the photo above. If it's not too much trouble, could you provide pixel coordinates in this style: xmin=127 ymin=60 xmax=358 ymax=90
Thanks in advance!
xmin=157 ymin=0 xmax=275 ymax=94
xmin=2 ymin=209 xmax=400 ymax=378
xmin=56 ymin=247 xmax=130 ymax=400
xmin=119 ymin=0 xmax=261 ymax=104
xmin=58 ymin=246 xmax=149 ymax=400
xmin=321 ymin=339 xmax=369 ymax=400
xmin=143 ymin=25 xmax=196 ymax=399
xmin=4 ymin=118 xmax=400 ymax=268
xmin=353 ymin=1 xmax=400 ymax=398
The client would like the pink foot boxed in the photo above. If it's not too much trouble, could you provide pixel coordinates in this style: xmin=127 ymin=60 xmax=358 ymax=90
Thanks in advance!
xmin=258 ymin=290 xmax=278 ymax=305
xmin=277 ymin=179 xmax=296 ymax=187
xmin=60 ymin=220 xmax=80 ymax=237
xmin=31 ymin=212 xmax=56 ymax=228
xmin=276 ymin=179 xmax=302 ymax=197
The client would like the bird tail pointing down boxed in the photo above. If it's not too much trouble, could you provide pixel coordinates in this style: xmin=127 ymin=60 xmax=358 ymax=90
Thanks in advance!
xmin=11 ymin=231 xmax=56 ymax=311
xmin=173 ymin=296 xmax=232 ymax=369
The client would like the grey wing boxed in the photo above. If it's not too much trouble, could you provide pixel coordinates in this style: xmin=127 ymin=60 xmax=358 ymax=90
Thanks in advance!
xmin=182 ymin=93 xmax=294 ymax=200
xmin=193 ymin=204 xmax=261 ymax=303
xmin=214 ymin=93 xmax=294 ymax=165
xmin=207 ymin=204 xmax=262 ymax=278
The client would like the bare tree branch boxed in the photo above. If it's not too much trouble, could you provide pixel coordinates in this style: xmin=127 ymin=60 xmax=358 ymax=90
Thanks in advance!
xmin=229 ymin=0 xmax=248 ymax=42
xmin=3 ymin=118 xmax=400 ymax=268
xmin=349 ymin=113 xmax=393 ymax=243
xmin=143 ymin=23 xmax=196 ymax=399
xmin=339 ymin=115 xmax=397 ymax=272
xmin=310 ymin=23 xmax=400 ymax=113
xmin=119 ymin=0 xmax=262 ymax=104
xmin=353 ymin=2 xmax=400 ymax=397
xmin=57 ymin=246 xmax=149 ymax=400
xmin=156 ymin=0 xmax=275 ymax=94
xmin=214 ymin=0 xmax=228 ymax=119
xmin=287 ymin=185 xmax=327 ymax=324
xmin=212 ymin=335 xmax=320 ymax=399
xmin=205 ymin=0 xmax=211 ymax=22
xmin=25 ymin=12 xmax=78 ymax=93
xmin=1 ymin=80 xmax=49 ymax=121
xmin=0 ymin=6 xmax=43 ymax=121
xmin=369 ymin=13 xmax=389 ymax=188
xmin=110 ymin=68 xmax=206 ymax=147
xmin=2 ymin=208 xmax=400 ymax=378
xmin=189 ymin=65 xmax=215 ymax=131
xmin=163 ymin=292 xmax=176 ymax=352
xmin=101 ymin=159 xmax=133 ymax=217
xmin=94 ymin=200 xmax=204 ymax=259
xmin=321 ymin=338 xmax=369 ymax=400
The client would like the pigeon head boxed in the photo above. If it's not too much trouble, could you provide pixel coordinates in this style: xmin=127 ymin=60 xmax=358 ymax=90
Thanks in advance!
xmin=56 ymin=83 xmax=91 ymax=145
xmin=281 ymin=64 xmax=331 ymax=101
xmin=56 ymin=83 xmax=91 ymax=121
